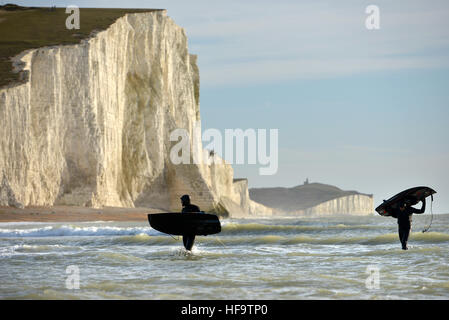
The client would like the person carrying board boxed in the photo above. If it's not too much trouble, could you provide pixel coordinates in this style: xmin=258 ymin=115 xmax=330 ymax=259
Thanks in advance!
xmin=180 ymin=194 xmax=201 ymax=251
xmin=390 ymin=198 xmax=426 ymax=250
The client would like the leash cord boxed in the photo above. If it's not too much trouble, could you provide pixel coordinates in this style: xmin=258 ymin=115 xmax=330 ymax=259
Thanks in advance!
xmin=422 ymin=194 xmax=434 ymax=233
xmin=168 ymin=234 xmax=179 ymax=241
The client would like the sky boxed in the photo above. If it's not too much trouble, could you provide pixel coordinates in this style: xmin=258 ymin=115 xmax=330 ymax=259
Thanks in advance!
xmin=13 ymin=0 xmax=449 ymax=213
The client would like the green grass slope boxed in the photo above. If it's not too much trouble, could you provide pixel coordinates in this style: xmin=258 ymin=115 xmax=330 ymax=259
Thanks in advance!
xmin=0 ymin=4 xmax=162 ymax=88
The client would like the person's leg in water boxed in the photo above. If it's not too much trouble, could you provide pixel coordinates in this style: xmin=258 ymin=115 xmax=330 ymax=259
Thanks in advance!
xmin=182 ymin=234 xmax=196 ymax=251
xmin=398 ymin=225 xmax=410 ymax=250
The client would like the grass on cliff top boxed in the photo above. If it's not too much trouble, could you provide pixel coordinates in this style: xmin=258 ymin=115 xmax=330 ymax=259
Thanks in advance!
xmin=0 ymin=4 xmax=162 ymax=88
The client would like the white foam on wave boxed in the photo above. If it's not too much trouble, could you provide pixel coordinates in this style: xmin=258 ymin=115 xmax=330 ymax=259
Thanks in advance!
xmin=0 ymin=225 xmax=162 ymax=238
xmin=0 ymin=244 xmax=54 ymax=257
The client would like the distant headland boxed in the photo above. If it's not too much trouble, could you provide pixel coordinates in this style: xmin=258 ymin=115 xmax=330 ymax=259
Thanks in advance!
xmin=250 ymin=179 xmax=374 ymax=216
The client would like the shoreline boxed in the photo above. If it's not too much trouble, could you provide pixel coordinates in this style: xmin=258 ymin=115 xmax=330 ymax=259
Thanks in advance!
xmin=0 ymin=206 xmax=167 ymax=222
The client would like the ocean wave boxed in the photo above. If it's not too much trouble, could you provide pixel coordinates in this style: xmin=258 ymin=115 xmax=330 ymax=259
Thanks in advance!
xmin=0 ymin=222 xmax=379 ymax=239
xmin=221 ymin=222 xmax=381 ymax=234
xmin=0 ymin=244 xmax=74 ymax=257
xmin=0 ymin=225 xmax=162 ymax=238
xmin=2 ymin=224 xmax=448 ymax=247
xmin=100 ymin=232 xmax=449 ymax=246
xmin=112 ymin=234 xmax=177 ymax=245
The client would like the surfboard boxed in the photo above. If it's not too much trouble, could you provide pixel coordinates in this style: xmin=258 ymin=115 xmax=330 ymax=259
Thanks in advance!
xmin=147 ymin=212 xmax=221 ymax=236
xmin=375 ymin=186 xmax=436 ymax=217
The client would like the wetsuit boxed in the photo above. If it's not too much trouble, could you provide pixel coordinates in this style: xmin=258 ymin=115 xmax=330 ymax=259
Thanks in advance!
xmin=391 ymin=199 xmax=426 ymax=250
xmin=181 ymin=204 xmax=201 ymax=251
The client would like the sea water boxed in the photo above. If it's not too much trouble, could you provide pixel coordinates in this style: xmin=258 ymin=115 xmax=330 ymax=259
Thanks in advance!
xmin=1 ymin=214 xmax=449 ymax=299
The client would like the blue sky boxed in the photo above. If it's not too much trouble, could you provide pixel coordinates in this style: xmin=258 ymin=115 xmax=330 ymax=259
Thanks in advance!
xmin=15 ymin=0 xmax=449 ymax=212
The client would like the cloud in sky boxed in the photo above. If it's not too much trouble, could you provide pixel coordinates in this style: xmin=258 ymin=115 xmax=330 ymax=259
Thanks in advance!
xmin=178 ymin=0 xmax=449 ymax=86
xmin=17 ymin=0 xmax=449 ymax=85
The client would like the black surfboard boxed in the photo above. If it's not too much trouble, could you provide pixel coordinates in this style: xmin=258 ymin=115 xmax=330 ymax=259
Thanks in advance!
xmin=375 ymin=186 xmax=436 ymax=216
xmin=147 ymin=212 xmax=221 ymax=236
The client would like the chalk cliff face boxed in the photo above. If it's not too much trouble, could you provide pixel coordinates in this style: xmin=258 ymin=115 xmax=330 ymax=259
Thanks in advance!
xmin=293 ymin=194 xmax=374 ymax=216
xmin=250 ymin=182 xmax=373 ymax=216
xmin=0 ymin=11 xmax=270 ymax=217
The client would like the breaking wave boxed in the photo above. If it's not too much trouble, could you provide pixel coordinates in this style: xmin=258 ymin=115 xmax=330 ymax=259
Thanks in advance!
xmin=105 ymin=231 xmax=449 ymax=246
xmin=1 ymin=223 xmax=448 ymax=247
xmin=0 ymin=225 xmax=162 ymax=238
xmin=221 ymin=222 xmax=380 ymax=234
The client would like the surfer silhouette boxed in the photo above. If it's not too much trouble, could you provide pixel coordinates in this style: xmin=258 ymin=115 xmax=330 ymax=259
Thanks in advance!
xmin=391 ymin=198 xmax=426 ymax=250
xmin=180 ymin=195 xmax=200 ymax=251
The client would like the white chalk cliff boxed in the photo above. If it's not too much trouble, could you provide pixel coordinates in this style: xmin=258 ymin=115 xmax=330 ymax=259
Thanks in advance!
xmin=293 ymin=194 xmax=374 ymax=216
xmin=249 ymin=182 xmax=373 ymax=216
xmin=0 ymin=11 xmax=272 ymax=217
